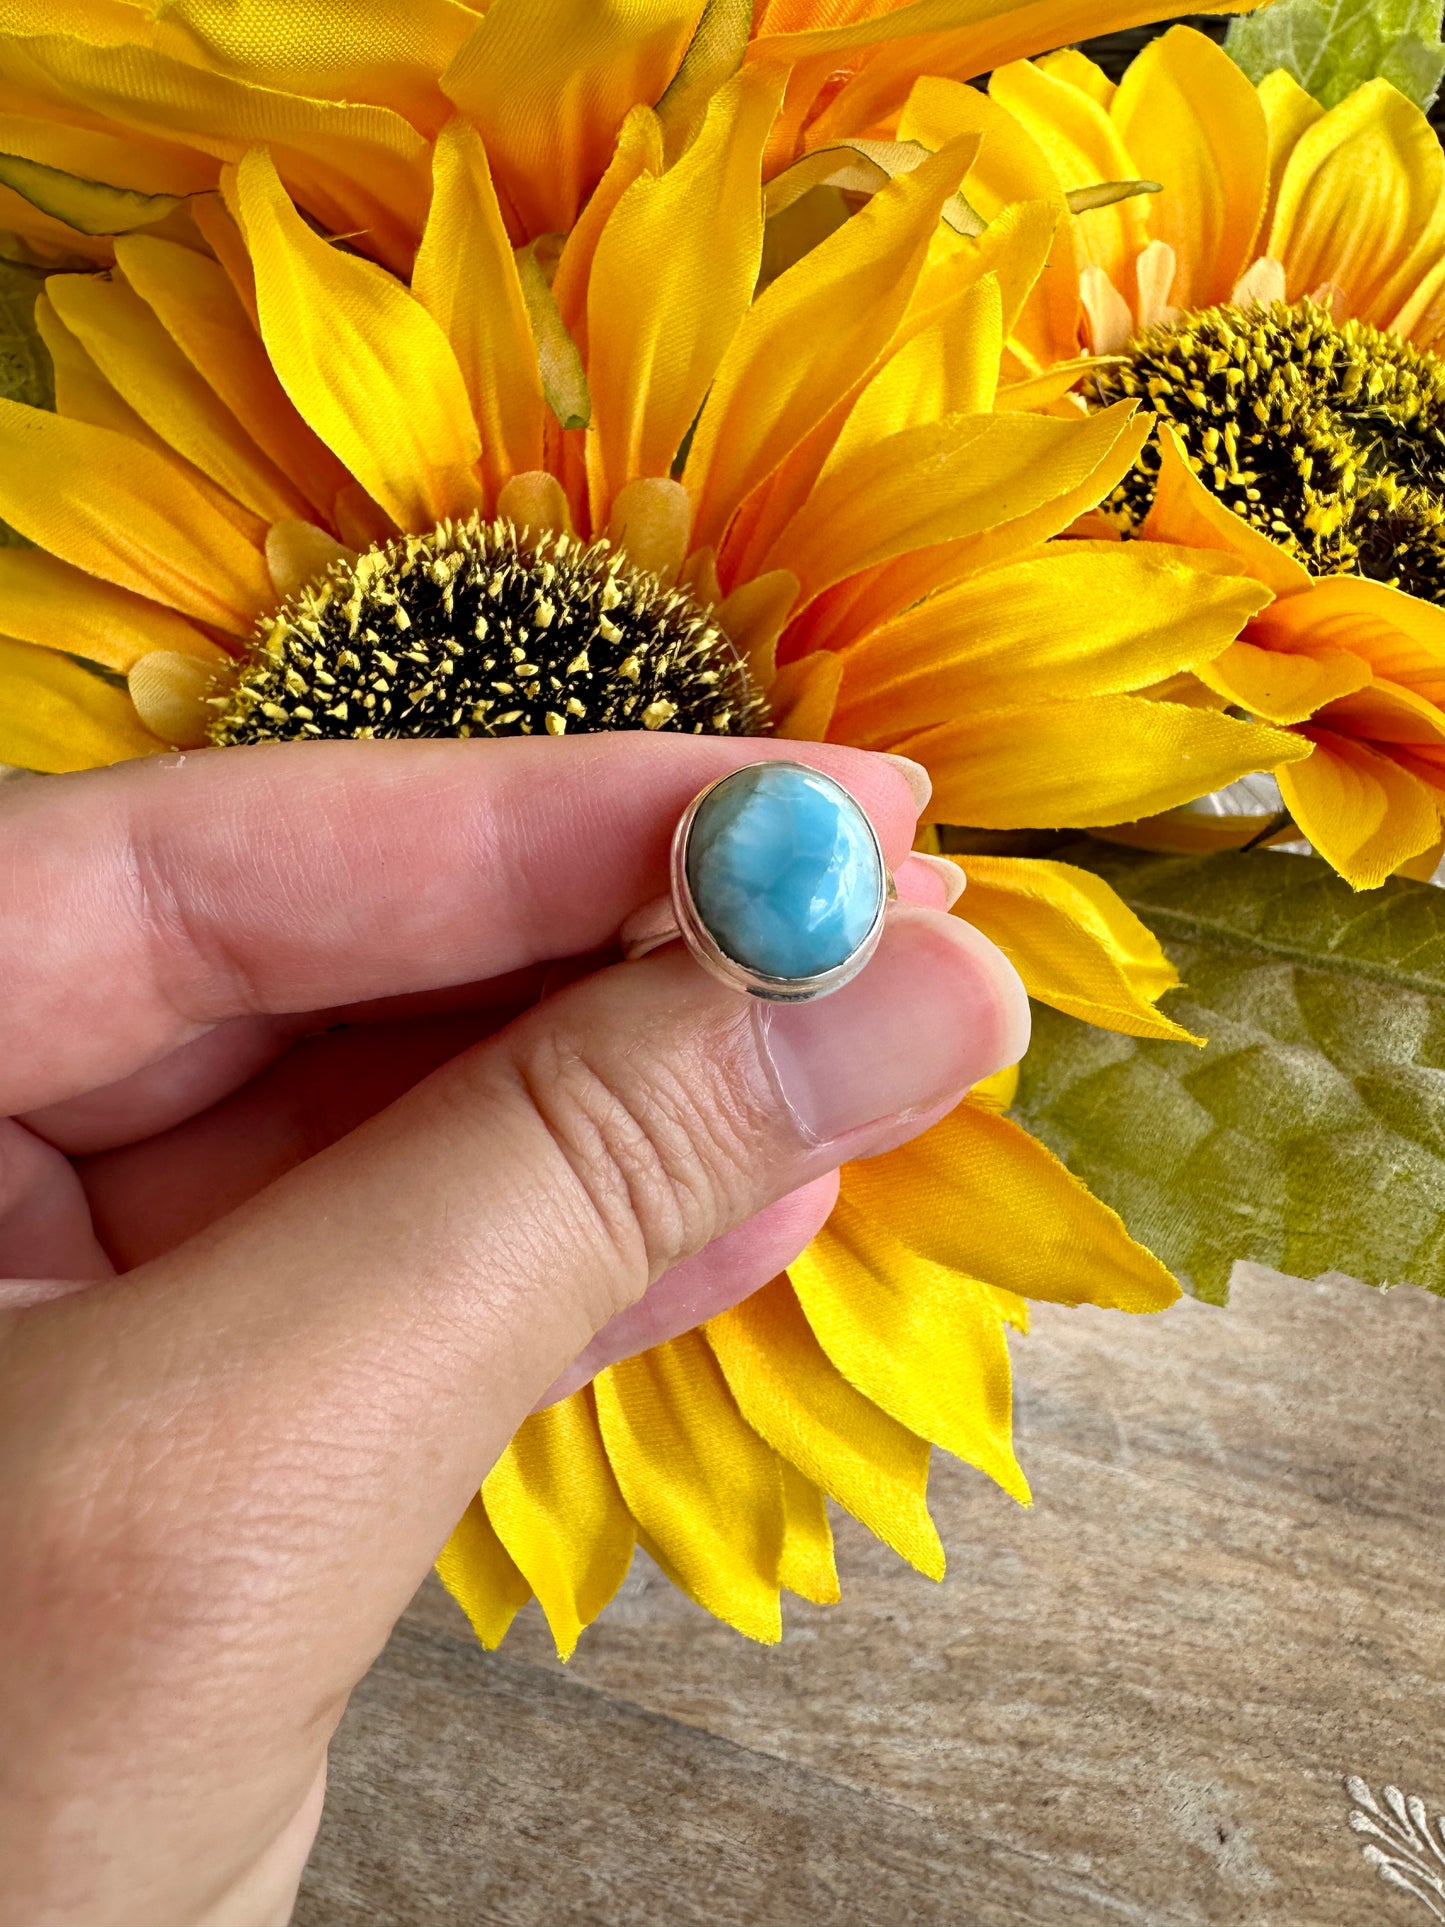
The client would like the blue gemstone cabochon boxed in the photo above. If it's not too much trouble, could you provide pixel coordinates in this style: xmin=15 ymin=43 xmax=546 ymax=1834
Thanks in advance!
xmin=683 ymin=764 xmax=885 ymax=981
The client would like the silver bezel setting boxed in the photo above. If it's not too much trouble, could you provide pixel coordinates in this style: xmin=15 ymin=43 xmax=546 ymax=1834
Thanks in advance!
xmin=669 ymin=761 xmax=891 ymax=1004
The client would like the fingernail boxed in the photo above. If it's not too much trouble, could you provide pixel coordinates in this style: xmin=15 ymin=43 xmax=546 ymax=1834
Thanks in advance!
xmin=757 ymin=904 xmax=1030 ymax=1146
xmin=906 ymin=851 xmax=966 ymax=910
xmin=879 ymin=752 xmax=931 ymax=816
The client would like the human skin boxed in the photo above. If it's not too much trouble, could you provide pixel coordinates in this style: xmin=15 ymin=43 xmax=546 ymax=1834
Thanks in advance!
xmin=0 ymin=734 xmax=1028 ymax=1926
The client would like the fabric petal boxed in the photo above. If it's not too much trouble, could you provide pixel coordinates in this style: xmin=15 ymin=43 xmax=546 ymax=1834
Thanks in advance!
xmin=953 ymin=852 xmax=1197 ymax=1042
xmin=234 ymin=148 xmax=481 ymax=534
xmin=594 ymin=1332 xmax=785 ymax=1642
xmin=1110 ymin=25 xmax=1267 ymax=308
xmin=1247 ymin=572 xmax=1445 ymax=702
xmin=481 ymin=1389 xmax=635 ymax=1661
xmin=414 ymin=116 xmax=546 ymax=502
xmin=684 ymin=138 xmax=977 ymax=555
xmin=708 ymin=1276 xmax=944 ymax=1579
xmin=0 ymin=549 xmax=220 ymax=671
xmin=0 ymin=635 xmax=163 ymax=771
xmin=1140 ymin=423 xmax=1312 ymax=597
xmin=1267 ymin=78 xmax=1445 ymax=324
xmin=1196 ymin=637 xmax=1372 ymax=724
xmin=789 ymin=1194 xmax=1029 ymax=1505
xmin=903 ymin=693 xmax=1309 ymax=829
xmin=0 ymin=400 xmax=272 ymax=631
xmin=1257 ymin=66 xmax=1323 ymax=240
xmin=1280 ymin=729 xmax=1441 ymax=888
xmin=586 ymin=67 xmax=780 ymax=517
xmin=776 ymin=1461 xmax=839 ymax=1606
xmin=831 ymin=539 xmax=1267 ymax=741
xmin=441 ymin=0 xmax=701 ymax=241
xmin=435 ymin=1493 xmax=532 ymax=1650
xmin=841 ymin=1106 xmax=1180 ymax=1312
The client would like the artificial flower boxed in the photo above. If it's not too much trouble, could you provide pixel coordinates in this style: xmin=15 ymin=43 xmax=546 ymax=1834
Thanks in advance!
xmin=0 ymin=0 xmax=1262 ymax=271
xmin=0 ymin=87 xmax=1304 ymax=1649
xmin=943 ymin=24 xmax=1445 ymax=886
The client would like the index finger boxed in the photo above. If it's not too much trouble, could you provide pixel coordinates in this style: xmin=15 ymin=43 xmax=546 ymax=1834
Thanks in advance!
xmin=3 ymin=736 xmax=925 ymax=1115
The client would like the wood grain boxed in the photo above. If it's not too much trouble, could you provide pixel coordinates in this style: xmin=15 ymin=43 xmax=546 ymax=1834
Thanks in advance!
xmin=296 ymin=1267 xmax=1445 ymax=1926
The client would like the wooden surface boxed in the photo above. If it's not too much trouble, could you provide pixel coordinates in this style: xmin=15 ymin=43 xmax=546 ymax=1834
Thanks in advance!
xmin=295 ymin=1267 xmax=1445 ymax=1927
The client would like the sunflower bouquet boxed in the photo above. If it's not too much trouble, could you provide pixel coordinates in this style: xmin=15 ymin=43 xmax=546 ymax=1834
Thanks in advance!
xmin=3 ymin=0 xmax=1444 ymax=1655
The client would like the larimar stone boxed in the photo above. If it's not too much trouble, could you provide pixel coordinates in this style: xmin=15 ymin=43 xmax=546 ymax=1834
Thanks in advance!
xmin=685 ymin=764 xmax=884 ymax=980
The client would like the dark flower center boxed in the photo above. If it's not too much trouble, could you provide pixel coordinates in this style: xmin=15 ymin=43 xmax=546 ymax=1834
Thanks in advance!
xmin=210 ymin=515 xmax=769 ymax=747
xmin=1086 ymin=298 xmax=1445 ymax=606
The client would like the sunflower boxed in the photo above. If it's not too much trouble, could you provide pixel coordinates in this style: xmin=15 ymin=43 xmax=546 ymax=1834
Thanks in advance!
xmin=0 ymin=86 xmax=1305 ymax=1650
xmin=0 ymin=0 xmax=1262 ymax=272
xmin=940 ymin=24 xmax=1445 ymax=887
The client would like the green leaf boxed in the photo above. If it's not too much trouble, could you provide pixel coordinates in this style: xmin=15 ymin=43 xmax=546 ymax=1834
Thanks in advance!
xmin=1225 ymin=0 xmax=1445 ymax=111
xmin=0 ymin=256 xmax=50 ymax=548
xmin=1012 ymin=843 xmax=1445 ymax=1303
xmin=0 ymin=153 xmax=184 ymax=237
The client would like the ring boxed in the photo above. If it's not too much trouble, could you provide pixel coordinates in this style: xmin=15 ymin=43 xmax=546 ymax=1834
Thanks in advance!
xmin=619 ymin=761 xmax=894 ymax=1003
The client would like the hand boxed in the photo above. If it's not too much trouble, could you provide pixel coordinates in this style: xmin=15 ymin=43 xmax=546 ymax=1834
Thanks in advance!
xmin=0 ymin=735 xmax=1027 ymax=1927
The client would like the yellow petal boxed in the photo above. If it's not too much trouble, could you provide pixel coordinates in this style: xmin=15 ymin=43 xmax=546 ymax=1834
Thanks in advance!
xmin=0 ymin=34 xmax=432 ymax=273
xmin=1268 ymin=79 xmax=1445 ymax=324
xmin=789 ymin=1194 xmax=1029 ymax=1505
xmin=435 ymin=1493 xmax=532 ymax=1650
xmin=586 ymin=67 xmax=781 ymax=516
xmin=776 ymin=1461 xmax=839 ymax=1606
xmin=1036 ymin=47 xmax=1116 ymax=110
xmin=1140 ymin=423 xmax=1312 ymax=597
xmin=685 ymin=137 xmax=978 ymax=555
xmin=769 ymin=647 xmax=841 ymax=740
xmin=1280 ymin=729 xmax=1441 ymax=888
xmin=45 ymin=269 xmax=308 ymax=523
xmin=36 ymin=289 xmax=168 ymax=447
xmin=0 ymin=400 xmax=272 ymax=631
xmin=128 ymin=648 xmax=226 ymax=748
xmin=904 ymin=692 xmax=1309 ymax=829
xmin=482 ymin=1390 xmax=636 ymax=1662
xmin=441 ymin=0 xmax=700 ymax=240
xmin=988 ymin=55 xmax=1145 ymax=291
xmin=832 ymin=539 xmax=1268 ymax=741
xmin=264 ymin=518 xmax=357 ymax=602
xmin=414 ymin=117 xmax=546 ymax=503
xmin=842 ymin=1106 xmax=1180 ymax=1311
xmin=953 ymin=852 xmax=1197 ymax=1043
xmin=707 ymin=1276 xmax=944 ymax=1579
xmin=607 ymin=476 xmax=693 ymax=582
xmin=150 ymin=0 xmax=473 ymax=134
xmin=1249 ymin=572 xmax=1445 ymax=700
xmin=1196 ymin=637 xmax=1372 ymax=724
xmin=116 ymin=232 xmax=352 ymax=523
xmin=0 ymin=634 xmax=163 ymax=771
xmin=1257 ymin=67 xmax=1324 ymax=238
xmin=234 ymin=148 xmax=481 ymax=534
xmin=1110 ymin=25 xmax=1267 ymax=308
xmin=0 ymin=548 xmax=219 ymax=671
xmin=594 ymin=1331 xmax=786 ymax=1643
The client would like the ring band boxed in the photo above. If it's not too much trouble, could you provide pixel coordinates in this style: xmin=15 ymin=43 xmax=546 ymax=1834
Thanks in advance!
xmin=620 ymin=761 xmax=894 ymax=1003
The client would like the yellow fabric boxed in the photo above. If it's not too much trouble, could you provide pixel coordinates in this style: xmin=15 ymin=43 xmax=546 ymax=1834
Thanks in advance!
xmin=1197 ymin=638 xmax=1372 ymax=725
xmin=832 ymin=540 xmax=1267 ymax=740
xmin=0 ymin=399 xmax=271 ymax=632
xmin=481 ymin=1390 xmax=636 ymax=1662
xmin=1248 ymin=575 xmax=1445 ymax=698
xmin=1111 ymin=25 xmax=1266 ymax=309
xmin=790 ymin=1193 xmax=1029 ymax=1507
xmin=906 ymin=692 xmax=1307 ymax=830
xmin=0 ymin=548 xmax=217 ymax=671
xmin=585 ymin=68 xmax=780 ymax=514
xmin=45 ymin=270 xmax=306 ymax=524
xmin=954 ymin=852 xmax=1197 ymax=1043
xmin=776 ymin=1460 xmax=840 ymax=1605
xmin=115 ymin=234 xmax=349 ymax=521
xmin=435 ymin=1493 xmax=532 ymax=1650
xmin=1280 ymin=730 xmax=1442 ymax=889
xmin=841 ymin=1106 xmax=1181 ymax=1312
xmin=594 ymin=1332 xmax=787 ymax=1642
xmin=1269 ymin=80 xmax=1445 ymax=324
xmin=0 ymin=634 xmax=164 ymax=770
xmin=0 ymin=33 xmax=430 ymax=273
xmin=235 ymin=148 xmax=480 ymax=533
xmin=414 ymin=117 xmax=545 ymax=501
xmin=1257 ymin=66 xmax=1323 ymax=238
xmin=441 ymin=0 xmax=700 ymax=240
xmin=36 ymin=292 xmax=171 ymax=450
xmin=707 ymin=1276 xmax=944 ymax=1580
xmin=684 ymin=138 xmax=975 ymax=552
xmin=1140 ymin=425 xmax=1313 ymax=597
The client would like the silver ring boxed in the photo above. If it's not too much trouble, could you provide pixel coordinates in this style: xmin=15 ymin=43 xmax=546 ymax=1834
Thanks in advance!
xmin=619 ymin=761 xmax=895 ymax=1004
